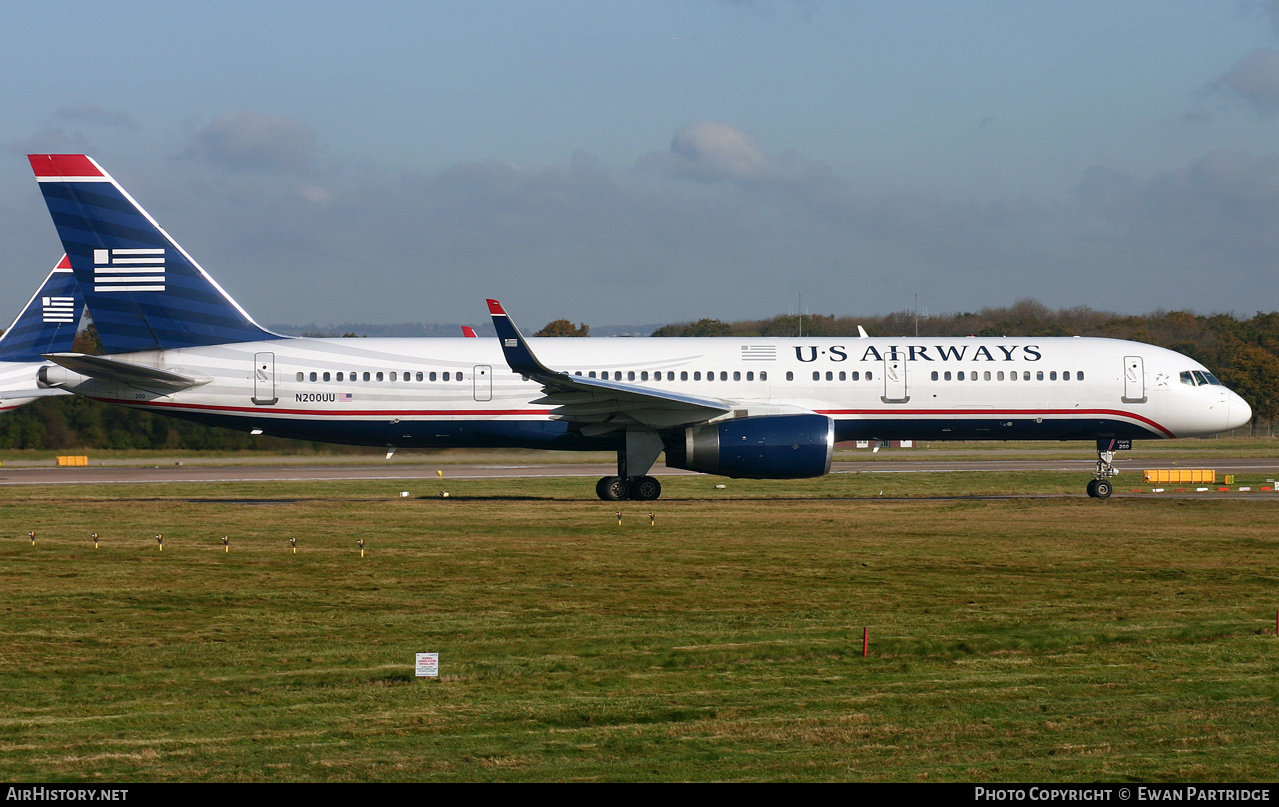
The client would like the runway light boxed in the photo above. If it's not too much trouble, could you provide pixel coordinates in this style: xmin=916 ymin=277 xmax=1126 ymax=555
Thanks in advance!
xmin=29 ymin=530 xmax=35 ymax=545
xmin=358 ymin=539 xmax=365 ymax=558
xmin=92 ymin=532 xmax=98 ymax=549
xmin=649 ymin=511 xmax=655 ymax=527
xmin=437 ymin=470 xmax=443 ymax=479
xmin=290 ymin=536 xmax=297 ymax=554
xmin=617 ymin=511 xmax=622 ymax=526
xmin=155 ymin=533 xmax=163 ymax=551
xmin=222 ymin=535 xmax=229 ymax=553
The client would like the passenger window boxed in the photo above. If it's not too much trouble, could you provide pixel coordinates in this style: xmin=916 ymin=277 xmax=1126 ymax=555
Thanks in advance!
xmin=668 ymin=372 xmax=675 ymax=381
xmin=680 ymin=371 xmax=688 ymax=381
xmin=747 ymin=371 xmax=754 ymax=381
xmin=336 ymin=372 xmax=343 ymax=382
xmin=417 ymin=372 xmax=424 ymax=381
xmin=323 ymin=372 xmax=331 ymax=382
xmin=1036 ymin=371 xmax=1044 ymax=381
xmin=851 ymin=371 xmax=859 ymax=381
xmin=733 ymin=371 xmax=741 ymax=381
xmin=931 ymin=371 xmax=939 ymax=381
xmin=1050 ymin=371 xmax=1057 ymax=381
xmin=430 ymin=372 xmax=437 ymax=381
xmin=694 ymin=371 xmax=701 ymax=380
xmin=720 ymin=372 xmax=728 ymax=381
xmin=786 ymin=371 xmax=793 ymax=381
xmin=984 ymin=371 xmax=991 ymax=381
xmin=958 ymin=371 xmax=965 ymax=381
xmin=309 ymin=372 xmax=317 ymax=382
xmin=838 ymin=371 xmax=845 ymax=381
xmin=363 ymin=372 xmax=371 ymax=381
xmin=760 ymin=371 xmax=767 ymax=381
xmin=866 ymin=371 xmax=872 ymax=381
xmin=1023 ymin=371 xmax=1030 ymax=381
xmin=641 ymin=371 xmax=649 ymax=381
xmin=825 ymin=371 xmax=833 ymax=381
xmin=441 ymin=372 xmax=448 ymax=381
xmin=944 ymin=371 xmax=952 ymax=381
xmin=813 ymin=371 xmax=820 ymax=381
xmin=457 ymin=373 xmax=464 ymax=382
xmin=628 ymin=371 xmax=636 ymax=381
xmin=1078 ymin=371 xmax=1085 ymax=381
xmin=390 ymin=372 xmax=397 ymax=381
xmin=997 ymin=371 xmax=1004 ymax=381
xmin=296 ymin=372 xmax=304 ymax=382
xmin=376 ymin=372 xmax=384 ymax=381
xmin=589 ymin=371 xmax=596 ymax=378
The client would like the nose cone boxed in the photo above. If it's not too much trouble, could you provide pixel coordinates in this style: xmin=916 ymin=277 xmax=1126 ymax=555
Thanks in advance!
xmin=1226 ymin=391 xmax=1252 ymax=431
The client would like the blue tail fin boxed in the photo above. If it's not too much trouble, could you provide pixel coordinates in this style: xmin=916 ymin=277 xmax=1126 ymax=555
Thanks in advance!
xmin=0 ymin=255 xmax=83 ymax=362
xmin=29 ymin=154 xmax=284 ymax=353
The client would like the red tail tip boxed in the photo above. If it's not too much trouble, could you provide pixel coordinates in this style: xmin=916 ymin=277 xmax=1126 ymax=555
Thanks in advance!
xmin=486 ymin=299 xmax=506 ymax=315
xmin=29 ymin=154 xmax=103 ymax=178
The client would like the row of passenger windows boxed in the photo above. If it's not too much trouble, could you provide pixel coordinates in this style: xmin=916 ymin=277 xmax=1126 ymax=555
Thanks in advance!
xmin=298 ymin=371 xmax=465 ymax=383
xmin=930 ymin=369 xmax=1083 ymax=381
xmin=573 ymin=370 xmax=769 ymax=382
xmin=801 ymin=370 xmax=875 ymax=381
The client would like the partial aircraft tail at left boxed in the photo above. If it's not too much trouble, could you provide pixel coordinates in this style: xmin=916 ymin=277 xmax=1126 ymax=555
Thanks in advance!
xmin=0 ymin=255 xmax=82 ymax=362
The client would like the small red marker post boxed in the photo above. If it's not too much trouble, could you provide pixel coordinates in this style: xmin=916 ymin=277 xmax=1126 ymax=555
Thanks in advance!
xmin=863 ymin=626 xmax=869 ymax=658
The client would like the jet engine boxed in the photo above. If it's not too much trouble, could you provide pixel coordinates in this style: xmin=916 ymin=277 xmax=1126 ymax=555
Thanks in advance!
xmin=666 ymin=413 xmax=834 ymax=479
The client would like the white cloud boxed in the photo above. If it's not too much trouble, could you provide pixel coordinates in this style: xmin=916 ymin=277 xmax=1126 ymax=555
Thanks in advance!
xmin=184 ymin=111 xmax=320 ymax=175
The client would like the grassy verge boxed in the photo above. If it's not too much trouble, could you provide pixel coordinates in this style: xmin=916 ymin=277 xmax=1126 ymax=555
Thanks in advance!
xmin=2 ymin=473 xmax=1277 ymax=781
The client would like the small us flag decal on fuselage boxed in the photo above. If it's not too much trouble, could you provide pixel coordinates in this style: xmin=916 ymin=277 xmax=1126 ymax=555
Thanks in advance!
xmin=42 ymin=296 xmax=75 ymax=323
xmin=93 ymin=248 xmax=165 ymax=292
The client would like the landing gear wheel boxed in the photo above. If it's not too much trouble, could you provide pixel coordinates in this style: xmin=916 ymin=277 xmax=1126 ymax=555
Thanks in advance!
xmin=1092 ymin=478 xmax=1112 ymax=499
xmin=630 ymin=475 xmax=662 ymax=501
xmin=1086 ymin=479 xmax=1099 ymax=498
xmin=596 ymin=476 xmax=629 ymax=501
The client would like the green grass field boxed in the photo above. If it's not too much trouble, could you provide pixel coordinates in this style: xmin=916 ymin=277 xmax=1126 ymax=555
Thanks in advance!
xmin=2 ymin=471 xmax=1278 ymax=781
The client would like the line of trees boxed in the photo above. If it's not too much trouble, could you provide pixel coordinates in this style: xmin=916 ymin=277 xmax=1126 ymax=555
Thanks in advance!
xmin=2 ymin=301 xmax=1275 ymax=450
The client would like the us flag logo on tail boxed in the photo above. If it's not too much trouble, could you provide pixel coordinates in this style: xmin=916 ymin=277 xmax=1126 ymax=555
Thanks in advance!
xmin=93 ymin=248 xmax=165 ymax=292
xmin=42 ymin=296 xmax=75 ymax=323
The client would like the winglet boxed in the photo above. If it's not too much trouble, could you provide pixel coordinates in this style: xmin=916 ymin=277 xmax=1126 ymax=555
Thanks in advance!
xmin=461 ymin=326 xmax=477 ymax=338
xmin=487 ymin=299 xmax=553 ymax=379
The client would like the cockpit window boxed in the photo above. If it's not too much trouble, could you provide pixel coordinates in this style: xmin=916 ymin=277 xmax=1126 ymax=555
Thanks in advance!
xmin=1181 ymin=371 xmax=1196 ymax=386
xmin=1192 ymin=371 xmax=1210 ymax=386
xmin=1201 ymin=372 xmax=1222 ymax=386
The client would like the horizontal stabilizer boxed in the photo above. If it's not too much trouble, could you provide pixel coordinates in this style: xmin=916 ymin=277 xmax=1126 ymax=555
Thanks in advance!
xmin=0 ymin=387 xmax=69 ymax=401
xmin=42 ymin=353 xmax=208 ymax=393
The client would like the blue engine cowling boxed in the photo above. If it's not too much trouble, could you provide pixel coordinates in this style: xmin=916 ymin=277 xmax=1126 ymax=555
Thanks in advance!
xmin=666 ymin=414 xmax=835 ymax=479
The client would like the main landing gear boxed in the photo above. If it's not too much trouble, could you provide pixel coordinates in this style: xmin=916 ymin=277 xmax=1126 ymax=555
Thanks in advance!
xmin=596 ymin=430 xmax=666 ymax=501
xmin=1086 ymin=445 xmax=1119 ymax=499
xmin=596 ymin=475 xmax=662 ymax=501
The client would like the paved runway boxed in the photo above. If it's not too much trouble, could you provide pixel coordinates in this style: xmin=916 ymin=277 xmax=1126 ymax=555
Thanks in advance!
xmin=2 ymin=456 xmax=1276 ymax=491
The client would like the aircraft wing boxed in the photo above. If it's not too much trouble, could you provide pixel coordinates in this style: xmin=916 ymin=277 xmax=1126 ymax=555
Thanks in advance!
xmin=42 ymin=353 xmax=209 ymax=394
xmin=487 ymin=300 xmax=733 ymax=433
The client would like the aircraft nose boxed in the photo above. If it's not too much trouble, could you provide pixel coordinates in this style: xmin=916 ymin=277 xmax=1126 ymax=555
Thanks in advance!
xmin=1227 ymin=391 xmax=1252 ymax=431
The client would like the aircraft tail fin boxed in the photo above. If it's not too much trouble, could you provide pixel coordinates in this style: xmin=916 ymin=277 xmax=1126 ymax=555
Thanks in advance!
xmin=28 ymin=154 xmax=285 ymax=353
xmin=0 ymin=255 xmax=83 ymax=362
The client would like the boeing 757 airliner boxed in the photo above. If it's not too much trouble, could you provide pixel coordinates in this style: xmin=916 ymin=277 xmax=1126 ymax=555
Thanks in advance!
xmin=28 ymin=154 xmax=1251 ymax=499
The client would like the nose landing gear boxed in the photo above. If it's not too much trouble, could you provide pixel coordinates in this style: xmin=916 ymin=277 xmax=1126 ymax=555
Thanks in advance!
xmin=1087 ymin=442 xmax=1122 ymax=498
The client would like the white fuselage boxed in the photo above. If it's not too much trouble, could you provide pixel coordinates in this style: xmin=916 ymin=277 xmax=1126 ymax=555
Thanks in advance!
xmin=41 ymin=335 xmax=1252 ymax=450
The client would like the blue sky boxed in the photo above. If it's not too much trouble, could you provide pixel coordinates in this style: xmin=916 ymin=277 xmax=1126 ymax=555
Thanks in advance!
xmin=2 ymin=1 xmax=1278 ymax=329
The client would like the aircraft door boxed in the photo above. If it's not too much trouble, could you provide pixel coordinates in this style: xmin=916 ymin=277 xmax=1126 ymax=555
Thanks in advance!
xmin=473 ymin=365 xmax=492 ymax=402
xmin=252 ymin=352 xmax=277 ymax=405
xmin=1122 ymin=356 xmax=1146 ymax=404
xmin=882 ymin=355 xmax=909 ymax=403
